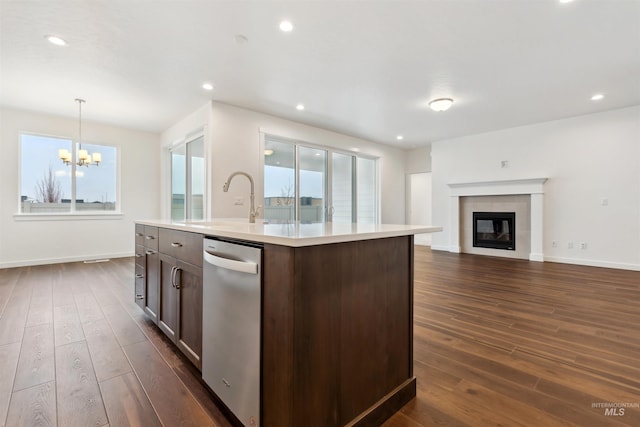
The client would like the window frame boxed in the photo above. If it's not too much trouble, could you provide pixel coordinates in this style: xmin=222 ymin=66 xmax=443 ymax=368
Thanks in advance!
xmin=262 ymin=133 xmax=379 ymax=224
xmin=169 ymin=130 xmax=206 ymax=222
xmin=16 ymin=131 xmax=122 ymax=219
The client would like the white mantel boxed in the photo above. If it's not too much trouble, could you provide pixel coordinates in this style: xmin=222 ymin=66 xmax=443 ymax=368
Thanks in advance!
xmin=447 ymin=178 xmax=548 ymax=262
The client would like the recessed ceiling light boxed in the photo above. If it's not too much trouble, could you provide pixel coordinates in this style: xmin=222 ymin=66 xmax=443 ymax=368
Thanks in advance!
xmin=296 ymin=104 xmax=305 ymax=110
xmin=591 ymin=93 xmax=604 ymax=101
xmin=396 ymin=135 xmax=404 ymax=141
xmin=46 ymin=35 xmax=66 ymax=46
xmin=559 ymin=0 xmax=575 ymax=4
xmin=202 ymin=83 xmax=214 ymax=91
xmin=264 ymin=149 xmax=274 ymax=156
xmin=280 ymin=21 xmax=294 ymax=32
xmin=429 ymin=98 xmax=454 ymax=112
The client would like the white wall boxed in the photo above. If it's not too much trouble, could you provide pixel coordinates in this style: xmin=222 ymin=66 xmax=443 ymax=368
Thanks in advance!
xmin=431 ymin=106 xmax=640 ymax=270
xmin=0 ymin=107 xmax=161 ymax=267
xmin=405 ymin=145 xmax=431 ymax=174
xmin=202 ymin=102 xmax=407 ymax=224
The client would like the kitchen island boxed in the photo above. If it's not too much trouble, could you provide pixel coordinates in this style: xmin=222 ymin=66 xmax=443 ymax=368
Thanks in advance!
xmin=134 ymin=219 xmax=441 ymax=427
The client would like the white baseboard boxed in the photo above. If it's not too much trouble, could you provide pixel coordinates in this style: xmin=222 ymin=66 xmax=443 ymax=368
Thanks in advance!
xmin=427 ymin=249 xmax=639 ymax=272
xmin=544 ymin=256 xmax=640 ymax=271
xmin=0 ymin=252 xmax=133 ymax=269
xmin=529 ymin=253 xmax=544 ymax=262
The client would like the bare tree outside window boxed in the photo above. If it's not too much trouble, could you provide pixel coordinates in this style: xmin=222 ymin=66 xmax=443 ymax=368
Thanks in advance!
xmin=35 ymin=164 xmax=63 ymax=203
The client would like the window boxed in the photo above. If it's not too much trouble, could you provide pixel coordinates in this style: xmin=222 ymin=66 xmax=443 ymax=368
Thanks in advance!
xmin=263 ymin=135 xmax=378 ymax=224
xmin=20 ymin=134 xmax=117 ymax=214
xmin=171 ymin=135 xmax=205 ymax=221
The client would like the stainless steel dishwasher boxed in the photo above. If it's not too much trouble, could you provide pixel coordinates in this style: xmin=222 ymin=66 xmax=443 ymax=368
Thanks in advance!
xmin=202 ymin=238 xmax=262 ymax=426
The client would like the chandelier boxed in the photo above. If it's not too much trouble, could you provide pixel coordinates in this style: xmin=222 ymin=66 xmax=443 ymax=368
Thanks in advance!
xmin=58 ymin=98 xmax=101 ymax=167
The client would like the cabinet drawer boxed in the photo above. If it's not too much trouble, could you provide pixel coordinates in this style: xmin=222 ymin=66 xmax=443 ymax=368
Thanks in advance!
xmin=135 ymin=245 xmax=146 ymax=267
xmin=144 ymin=226 xmax=159 ymax=251
xmin=159 ymin=228 xmax=203 ymax=267
xmin=135 ymin=224 xmax=145 ymax=246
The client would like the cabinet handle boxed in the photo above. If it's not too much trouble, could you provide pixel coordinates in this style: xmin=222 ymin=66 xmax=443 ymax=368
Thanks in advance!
xmin=135 ymin=273 xmax=144 ymax=279
xmin=145 ymin=250 xmax=156 ymax=255
xmin=135 ymin=232 xmax=143 ymax=237
xmin=174 ymin=267 xmax=182 ymax=290
xmin=170 ymin=266 xmax=177 ymax=288
xmin=170 ymin=242 xmax=183 ymax=248
xmin=145 ymin=235 xmax=156 ymax=240
xmin=135 ymin=253 xmax=143 ymax=258
xmin=135 ymin=294 xmax=144 ymax=300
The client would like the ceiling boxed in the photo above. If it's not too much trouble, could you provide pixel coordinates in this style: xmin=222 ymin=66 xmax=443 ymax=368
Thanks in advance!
xmin=1 ymin=1 xmax=639 ymax=149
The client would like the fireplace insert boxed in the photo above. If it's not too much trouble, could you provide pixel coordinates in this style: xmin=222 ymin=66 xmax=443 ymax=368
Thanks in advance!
xmin=473 ymin=212 xmax=515 ymax=250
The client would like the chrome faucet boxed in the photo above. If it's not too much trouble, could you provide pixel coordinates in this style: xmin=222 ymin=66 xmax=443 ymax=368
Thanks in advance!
xmin=223 ymin=171 xmax=260 ymax=223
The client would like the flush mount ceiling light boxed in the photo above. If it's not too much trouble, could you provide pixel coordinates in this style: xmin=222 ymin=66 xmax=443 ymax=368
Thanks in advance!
xmin=591 ymin=93 xmax=604 ymax=101
xmin=279 ymin=21 xmax=294 ymax=32
xmin=46 ymin=35 xmax=66 ymax=46
xmin=559 ymin=0 xmax=575 ymax=3
xmin=59 ymin=99 xmax=101 ymax=167
xmin=296 ymin=104 xmax=305 ymax=110
xmin=202 ymin=83 xmax=214 ymax=91
xmin=429 ymin=98 xmax=454 ymax=112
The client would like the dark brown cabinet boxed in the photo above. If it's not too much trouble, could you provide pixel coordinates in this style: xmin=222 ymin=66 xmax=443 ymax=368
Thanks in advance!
xmin=136 ymin=225 xmax=203 ymax=370
xmin=134 ymin=224 xmax=159 ymax=323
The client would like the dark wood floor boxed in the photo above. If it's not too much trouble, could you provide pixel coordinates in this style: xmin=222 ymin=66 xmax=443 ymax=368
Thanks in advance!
xmin=0 ymin=248 xmax=638 ymax=426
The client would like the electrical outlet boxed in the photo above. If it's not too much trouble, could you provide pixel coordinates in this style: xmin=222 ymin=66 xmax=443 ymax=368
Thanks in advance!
xmin=552 ymin=240 xmax=557 ymax=248
xmin=501 ymin=160 xmax=509 ymax=168
xmin=600 ymin=198 xmax=609 ymax=206
xmin=234 ymin=196 xmax=244 ymax=206
xmin=580 ymin=242 xmax=587 ymax=250
xmin=568 ymin=241 xmax=574 ymax=249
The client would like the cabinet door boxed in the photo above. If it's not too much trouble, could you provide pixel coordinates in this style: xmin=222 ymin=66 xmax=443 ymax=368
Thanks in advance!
xmin=134 ymin=264 xmax=145 ymax=309
xmin=145 ymin=250 xmax=160 ymax=323
xmin=158 ymin=254 xmax=178 ymax=341
xmin=176 ymin=260 xmax=203 ymax=369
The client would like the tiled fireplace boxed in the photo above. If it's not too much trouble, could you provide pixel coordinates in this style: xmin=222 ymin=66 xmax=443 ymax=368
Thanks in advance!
xmin=447 ymin=178 xmax=547 ymax=261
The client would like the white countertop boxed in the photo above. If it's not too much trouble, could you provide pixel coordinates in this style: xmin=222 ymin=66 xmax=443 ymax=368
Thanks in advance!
xmin=137 ymin=219 xmax=442 ymax=247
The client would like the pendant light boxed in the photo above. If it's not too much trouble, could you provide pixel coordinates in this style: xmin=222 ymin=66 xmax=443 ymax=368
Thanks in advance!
xmin=59 ymin=98 xmax=101 ymax=166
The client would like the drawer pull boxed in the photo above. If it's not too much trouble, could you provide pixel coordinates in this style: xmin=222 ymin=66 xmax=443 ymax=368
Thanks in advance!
xmin=145 ymin=250 xmax=156 ymax=255
xmin=135 ymin=253 xmax=143 ymax=258
xmin=171 ymin=242 xmax=183 ymax=248
xmin=135 ymin=232 xmax=143 ymax=237
xmin=145 ymin=235 xmax=156 ymax=240
xmin=135 ymin=294 xmax=144 ymax=300
xmin=135 ymin=273 xmax=144 ymax=279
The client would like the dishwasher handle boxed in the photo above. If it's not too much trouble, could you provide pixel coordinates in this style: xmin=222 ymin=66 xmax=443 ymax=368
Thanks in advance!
xmin=204 ymin=251 xmax=258 ymax=275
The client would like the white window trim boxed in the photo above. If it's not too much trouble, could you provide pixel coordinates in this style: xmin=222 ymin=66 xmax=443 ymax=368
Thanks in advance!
xmin=14 ymin=213 xmax=124 ymax=221
xmin=168 ymin=128 xmax=207 ymax=221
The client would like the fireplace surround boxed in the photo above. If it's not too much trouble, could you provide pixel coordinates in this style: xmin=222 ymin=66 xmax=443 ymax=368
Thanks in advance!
xmin=446 ymin=178 xmax=547 ymax=261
